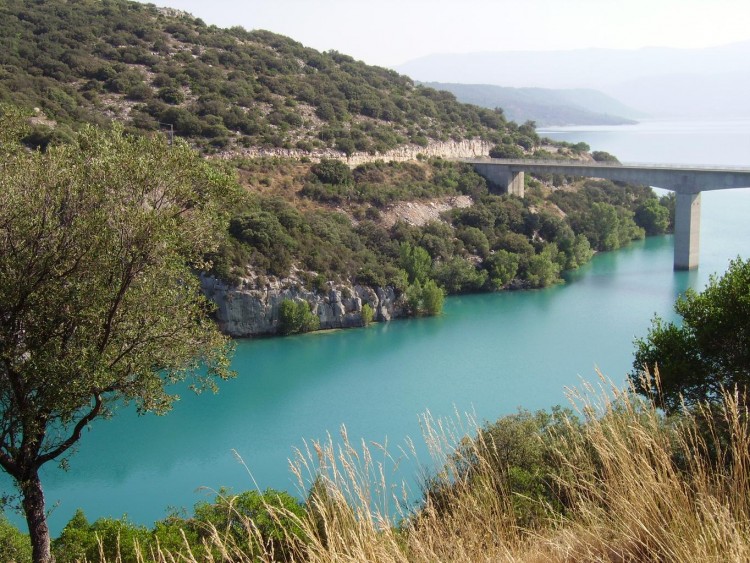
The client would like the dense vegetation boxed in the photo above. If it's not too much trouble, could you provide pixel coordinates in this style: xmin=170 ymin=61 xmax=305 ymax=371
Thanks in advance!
xmin=632 ymin=256 xmax=750 ymax=413
xmin=212 ymin=157 xmax=673 ymax=306
xmin=0 ymin=0 xmax=545 ymax=155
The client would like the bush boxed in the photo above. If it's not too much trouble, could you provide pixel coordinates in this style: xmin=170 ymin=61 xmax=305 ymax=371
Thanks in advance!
xmin=0 ymin=515 xmax=32 ymax=563
xmin=310 ymin=158 xmax=353 ymax=185
xmin=489 ymin=144 xmax=524 ymax=159
xmin=52 ymin=510 xmax=150 ymax=563
xmin=279 ymin=299 xmax=320 ymax=335
xmin=591 ymin=150 xmax=619 ymax=163
xmin=631 ymin=257 xmax=750 ymax=413
xmin=361 ymin=302 xmax=374 ymax=325
xmin=406 ymin=279 xmax=445 ymax=316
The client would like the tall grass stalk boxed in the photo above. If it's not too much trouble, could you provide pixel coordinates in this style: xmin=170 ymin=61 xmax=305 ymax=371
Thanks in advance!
xmin=79 ymin=374 xmax=750 ymax=562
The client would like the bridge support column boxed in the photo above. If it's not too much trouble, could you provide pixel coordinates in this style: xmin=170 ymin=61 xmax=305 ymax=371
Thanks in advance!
xmin=471 ymin=164 xmax=525 ymax=197
xmin=674 ymin=191 xmax=701 ymax=270
xmin=507 ymin=171 xmax=525 ymax=197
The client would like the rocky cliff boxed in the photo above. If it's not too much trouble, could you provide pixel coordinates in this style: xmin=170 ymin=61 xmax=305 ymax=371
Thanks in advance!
xmin=200 ymin=276 xmax=404 ymax=337
xmin=220 ymin=139 xmax=493 ymax=166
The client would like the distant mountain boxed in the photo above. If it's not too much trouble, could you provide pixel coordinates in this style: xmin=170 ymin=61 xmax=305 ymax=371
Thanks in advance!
xmin=422 ymin=82 xmax=642 ymax=126
xmin=397 ymin=42 xmax=750 ymax=119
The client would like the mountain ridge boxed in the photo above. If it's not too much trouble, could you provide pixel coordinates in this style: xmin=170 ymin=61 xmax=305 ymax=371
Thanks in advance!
xmin=421 ymin=82 xmax=641 ymax=126
xmin=396 ymin=42 xmax=750 ymax=118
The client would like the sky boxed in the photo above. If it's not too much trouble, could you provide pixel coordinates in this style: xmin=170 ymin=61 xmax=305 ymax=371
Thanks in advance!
xmin=140 ymin=0 xmax=750 ymax=67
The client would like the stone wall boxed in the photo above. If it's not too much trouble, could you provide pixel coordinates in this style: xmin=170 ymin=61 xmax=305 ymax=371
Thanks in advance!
xmin=200 ymin=276 xmax=404 ymax=337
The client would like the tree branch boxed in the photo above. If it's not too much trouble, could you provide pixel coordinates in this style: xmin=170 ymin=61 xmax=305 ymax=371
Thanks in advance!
xmin=36 ymin=393 xmax=102 ymax=467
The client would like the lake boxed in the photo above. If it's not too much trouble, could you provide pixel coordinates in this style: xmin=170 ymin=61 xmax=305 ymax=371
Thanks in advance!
xmin=4 ymin=119 xmax=750 ymax=534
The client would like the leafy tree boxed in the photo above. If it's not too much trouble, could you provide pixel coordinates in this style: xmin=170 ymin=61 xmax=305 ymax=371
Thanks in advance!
xmin=279 ymin=300 xmax=320 ymax=335
xmin=0 ymin=118 xmax=235 ymax=562
xmin=405 ymin=279 xmax=445 ymax=316
xmin=0 ymin=514 xmax=32 ymax=563
xmin=523 ymin=244 xmax=562 ymax=288
xmin=361 ymin=303 xmax=374 ymax=326
xmin=53 ymin=510 xmax=150 ymax=563
xmin=635 ymin=198 xmax=671 ymax=235
xmin=489 ymin=144 xmax=524 ymax=159
xmin=631 ymin=257 xmax=750 ymax=413
xmin=311 ymin=158 xmax=353 ymax=185
xmin=192 ymin=488 xmax=307 ymax=561
xmin=485 ymin=250 xmax=520 ymax=289
xmin=399 ymin=243 xmax=432 ymax=284
xmin=591 ymin=151 xmax=619 ymax=163
xmin=433 ymin=258 xmax=488 ymax=293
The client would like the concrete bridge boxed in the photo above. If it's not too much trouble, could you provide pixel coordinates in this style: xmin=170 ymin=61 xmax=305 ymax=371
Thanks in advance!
xmin=465 ymin=158 xmax=750 ymax=270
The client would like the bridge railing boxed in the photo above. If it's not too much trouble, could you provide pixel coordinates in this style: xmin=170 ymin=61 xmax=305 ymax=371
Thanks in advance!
xmin=462 ymin=157 xmax=750 ymax=172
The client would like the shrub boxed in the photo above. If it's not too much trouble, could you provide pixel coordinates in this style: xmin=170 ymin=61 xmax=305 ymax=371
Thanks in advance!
xmin=361 ymin=302 xmax=374 ymax=326
xmin=279 ymin=299 xmax=320 ymax=335
xmin=0 ymin=515 xmax=32 ymax=563
xmin=311 ymin=158 xmax=353 ymax=185
xmin=489 ymin=144 xmax=524 ymax=159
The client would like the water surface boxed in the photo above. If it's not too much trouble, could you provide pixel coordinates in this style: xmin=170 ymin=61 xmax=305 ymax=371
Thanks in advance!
xmin=3 ymin=120 xmax=750 ymax=533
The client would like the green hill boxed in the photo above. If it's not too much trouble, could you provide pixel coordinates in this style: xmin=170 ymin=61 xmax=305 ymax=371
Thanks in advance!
xmin=0 ymin=0 xmax=523 ymax=154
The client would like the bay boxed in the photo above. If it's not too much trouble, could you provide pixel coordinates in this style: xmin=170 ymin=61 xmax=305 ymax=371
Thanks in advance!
xmin=4 ymin=119 xmax=750 ymax=534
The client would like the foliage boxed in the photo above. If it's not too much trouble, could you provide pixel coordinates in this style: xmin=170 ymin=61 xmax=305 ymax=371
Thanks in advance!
xmin=425 ymin=407 xmax=580 ymax=527
xmin=591 ymin=150 xmax=619 ymax=163
xmin=192 ymin=489 xmax=307 ymax=561
xmin=631 ymin=257 xmax=750 ymax=413
xmin=0 ymin=0 xmax=522 ymax=154
xmin=279 ymin=300 xmax=320 ymax=335
xmin=399 ymin=243 xmax=433 ymax=284
xmin=433 ymin=258 xmax=488 ymax=293
xmin=52 ymin=510 xmax=149 ymax=563
xmin=406 ymin=279 xmax=445 ymax=316
xmin=0 ymin=121 xmax=235 ymax=560
xmin=489 ymin=144 xmax=525 ymax=159
xmin=0 ymin=514 xmax=32 ymax=563
xmin=361 ymin=303 xmax=374 ymax=326
xmin=635 ymin=197 xmax=671 ymax=235
xmin=311 ymin=158 xmax=353 ymax=185
xmin=484 ymin=250 xmax=520 ymax=289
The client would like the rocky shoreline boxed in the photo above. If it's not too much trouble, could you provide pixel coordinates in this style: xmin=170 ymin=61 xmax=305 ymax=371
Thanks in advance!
xmin=200 ymin=276 xmax=404 ymax=337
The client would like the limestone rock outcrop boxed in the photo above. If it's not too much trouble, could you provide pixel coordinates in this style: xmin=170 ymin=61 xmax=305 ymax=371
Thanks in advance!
xmin=200 ymin=276 xmax=404 ymax=337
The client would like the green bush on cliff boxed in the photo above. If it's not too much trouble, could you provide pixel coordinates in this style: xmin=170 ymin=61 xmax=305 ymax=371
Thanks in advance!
xmin=279 ymin=299 xmax=320 ymax=335
xmin=361 ymin=303 xmax=374 ymax=326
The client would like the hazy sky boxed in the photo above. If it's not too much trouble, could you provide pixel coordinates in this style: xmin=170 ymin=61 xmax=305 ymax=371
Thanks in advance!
xmin=141 ymin=0 xmax=750 ymax=67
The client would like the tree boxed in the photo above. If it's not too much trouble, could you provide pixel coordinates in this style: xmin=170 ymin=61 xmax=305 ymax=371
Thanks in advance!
xmin=399 ymin=242 xmax=432 ymax=284
xmin=278 ymin=299 xmax=320 ymax=335
xmin=310 ymin=158 xmax=352 ymax=185
xmin=0 ymin=114 xmax=235 ymax=562
xmin=635 ymin=198 xmax=670 ymax=235
xmin=631 ymin=257 xmax=750 ymax=413
xmin=485 ymin=250 xmax=520 ymax=289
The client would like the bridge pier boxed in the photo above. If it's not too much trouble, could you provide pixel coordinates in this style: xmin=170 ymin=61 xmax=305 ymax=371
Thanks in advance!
xmin=472 ymin=164 xmax=525 ymax=197
xmin=465 ymin=159 xmax=750 ymax=271
xmin=674 ymin=191 xmax=701 ymax=270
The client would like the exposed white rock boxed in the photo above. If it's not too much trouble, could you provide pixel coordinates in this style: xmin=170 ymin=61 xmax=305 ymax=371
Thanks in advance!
xmin=200 ymin=275 xmax=404 ymax=337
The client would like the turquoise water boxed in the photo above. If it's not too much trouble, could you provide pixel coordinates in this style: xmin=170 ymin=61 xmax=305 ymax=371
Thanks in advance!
xmin=4 ymin=121 xmax=750 ymax=534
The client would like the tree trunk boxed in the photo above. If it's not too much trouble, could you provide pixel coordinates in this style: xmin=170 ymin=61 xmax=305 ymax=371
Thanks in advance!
xmin=21 ymin=471 xmax=53 ymax=563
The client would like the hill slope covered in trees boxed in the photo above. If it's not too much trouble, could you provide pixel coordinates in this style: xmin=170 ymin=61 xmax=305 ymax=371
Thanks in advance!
xmin=0 ymin=0 xmax=528 ymax=155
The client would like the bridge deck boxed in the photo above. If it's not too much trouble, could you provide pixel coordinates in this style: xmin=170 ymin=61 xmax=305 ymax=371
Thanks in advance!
xmin=464 ymin=158 xmax=750 ymax=193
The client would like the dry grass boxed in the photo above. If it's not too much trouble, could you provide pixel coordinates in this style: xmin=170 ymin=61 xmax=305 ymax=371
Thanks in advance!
xmin=96 ymin=374 xmax=750 ymax=563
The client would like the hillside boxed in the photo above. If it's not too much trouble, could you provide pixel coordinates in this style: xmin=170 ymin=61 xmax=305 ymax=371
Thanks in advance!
xmin=0 ymin=0 xmax=524 ymax=156
xmin=422 ymin=82 xmax=640 ymax=126
xmin=0 ymin=0 xmax=676 ymax=337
